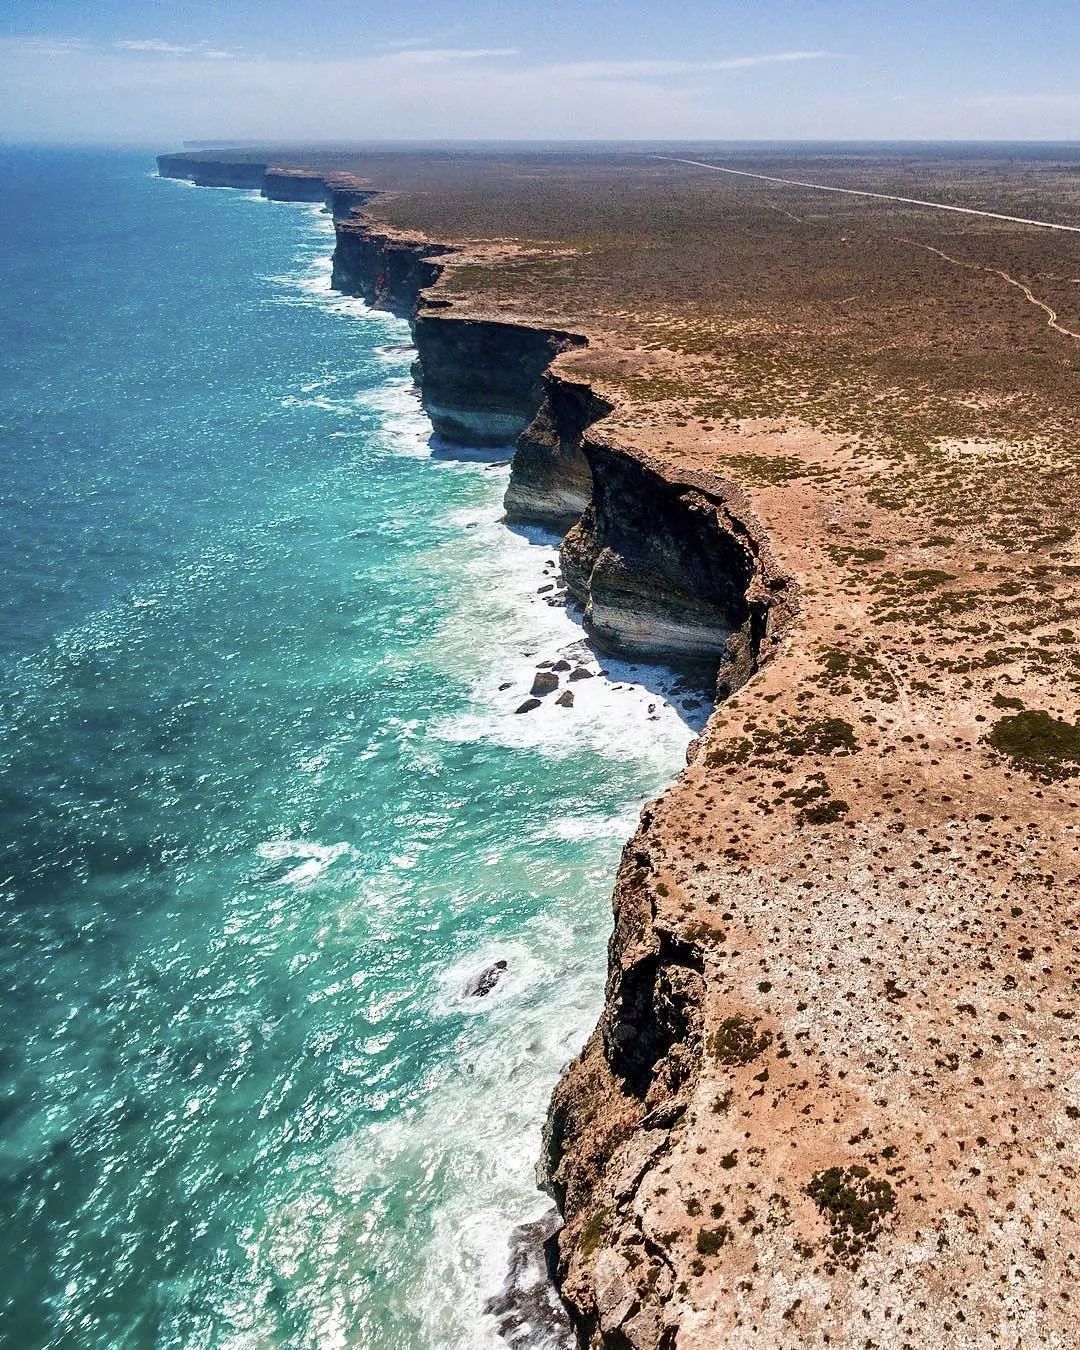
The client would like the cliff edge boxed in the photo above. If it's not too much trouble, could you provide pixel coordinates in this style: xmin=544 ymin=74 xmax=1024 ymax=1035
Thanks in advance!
xmin=159 ymin=150 xmax=1080 ymax=1348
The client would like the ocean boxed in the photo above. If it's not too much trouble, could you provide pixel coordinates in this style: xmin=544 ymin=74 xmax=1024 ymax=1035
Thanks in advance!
xmin=0 ymin=147 xmax=702 ymax=1349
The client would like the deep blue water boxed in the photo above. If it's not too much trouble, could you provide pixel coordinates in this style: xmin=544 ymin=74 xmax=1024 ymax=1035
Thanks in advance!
xmin=0 ymin=149 xmax=699 ymax=1348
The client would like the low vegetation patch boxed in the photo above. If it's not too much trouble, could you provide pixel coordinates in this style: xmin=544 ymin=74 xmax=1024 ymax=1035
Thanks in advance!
xmin=901 ymin=568 xmax=956 ymax=592
xmin=709 ymin=1016 xmax=772 ymax=1065
xmin=817 ymin=647 xmax=898 ymax=702
xmin=799 ymin=797 xmax=850 ymax=826
xmin=706 ymin=717 xmax=858 ymax=770
xmin=807 ymin=1165 xmax=896 ymax=1263
xmin=579 ymin=1206 xmax=610 ymax=1258
xmin=986 ymin=709 xmax=1080 ymax=780
xmin=797 ymin=718 xmax=859 ymax=756
xmin=696 ymin=1223 xmax=732 ymax=1256
xmin=717 ymin=452 xmax=829 ymax=487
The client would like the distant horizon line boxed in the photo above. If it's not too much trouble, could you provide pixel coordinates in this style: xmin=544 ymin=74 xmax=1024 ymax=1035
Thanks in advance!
xmin=4 ymin=136 xmax=1080 ymax=150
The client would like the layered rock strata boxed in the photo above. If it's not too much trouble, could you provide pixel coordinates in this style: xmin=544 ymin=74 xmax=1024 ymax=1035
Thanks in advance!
xmin=413 ymin=315 xmax=586 ymax=449
xmin=261 ymin=168 xmax=335 ymax=202
xmin=157 ymin=154 xmax=268 ymax=190
xmin=330 ymin=218 xmax=451 ymax=318
xmin=561 ymin=441 xmax=785 ymax=674
xmin=504 ymin=373 xmax=609 ymax=530
xmin=155 ymin=155 xmax=373 ymax=220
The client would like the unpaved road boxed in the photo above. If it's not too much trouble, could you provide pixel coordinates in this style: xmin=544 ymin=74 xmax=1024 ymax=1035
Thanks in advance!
xmin=651 ymin=155 xmax=1080 ymax=234
xmin=902 ymin=239 xmax=1080 ymax=341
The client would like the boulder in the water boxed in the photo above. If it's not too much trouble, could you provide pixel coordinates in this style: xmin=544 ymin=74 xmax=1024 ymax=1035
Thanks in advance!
xmin=568 ymin=666 xmax=593 ymax=681
xmin=515 ymin=697 xmax=542 ymax=714
xmin=465 ymin=959 xmax=508 ymax=998
xmin=556 ymin=690 xmax=574 ymax=708
xmin=530 ymin=670 xmax=559 ymax=697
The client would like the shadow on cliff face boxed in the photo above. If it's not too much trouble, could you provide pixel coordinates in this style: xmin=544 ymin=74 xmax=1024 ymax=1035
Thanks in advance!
xmin=427 ymin=433 xmax=515 ymax=466
xmin=502 ymin=516 xmax=717 ymax=737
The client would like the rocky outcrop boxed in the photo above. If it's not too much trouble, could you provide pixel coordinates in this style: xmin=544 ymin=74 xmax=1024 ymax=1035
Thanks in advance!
xmin=414 ymin=316 xmax=586 ymax=448
xmin=504 ymin=374 xmax=610 ymax=529
xmin=543 ymin=816 xmax=705 ymax=1346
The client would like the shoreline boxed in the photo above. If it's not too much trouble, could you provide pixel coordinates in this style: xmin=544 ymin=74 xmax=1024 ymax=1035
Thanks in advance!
xmin=154 ymin=155 xmax=777 ymax=1345
xmin=151 ymin=147 xmax=1080 ymax=1348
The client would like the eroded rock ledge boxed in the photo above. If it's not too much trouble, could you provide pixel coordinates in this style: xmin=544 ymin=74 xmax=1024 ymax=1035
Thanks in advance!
xmin=413 ymin=314 xmax=586 ymax=449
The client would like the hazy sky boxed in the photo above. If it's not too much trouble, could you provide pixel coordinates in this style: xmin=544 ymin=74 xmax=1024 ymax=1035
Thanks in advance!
xmin=1 ymin=0 xmax=1078 ymax=144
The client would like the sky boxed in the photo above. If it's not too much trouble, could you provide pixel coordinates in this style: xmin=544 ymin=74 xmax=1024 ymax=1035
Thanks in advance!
xmin=1 ymin=0 xmax=1078 ymax=145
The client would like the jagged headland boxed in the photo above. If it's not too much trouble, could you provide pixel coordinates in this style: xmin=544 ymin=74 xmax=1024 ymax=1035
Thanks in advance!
xmin=159 ymin=145 xmax=1080 ymax=1347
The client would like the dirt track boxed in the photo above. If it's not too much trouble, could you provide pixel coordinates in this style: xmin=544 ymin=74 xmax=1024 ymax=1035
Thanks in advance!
xmin=652 ymin=154 xmax=1080 ymax=234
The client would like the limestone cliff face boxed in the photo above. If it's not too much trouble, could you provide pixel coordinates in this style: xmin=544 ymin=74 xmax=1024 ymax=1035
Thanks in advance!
xmin=156 ymin=155 xmax=267 ymax=190
xmin=504 ymin=374 xmax=609 ymax=530
xmin=157 ymin=156 xmax=372 ymax=220
xmin=543 ymin=819 xmax=706 ymax=1348
xmin=328 ymin=206 xmax=779 ymax=678
xmin=330 ymin=219 xmax=449 ymax=319
xmin=261 ymin=169 xmax=330 ymax=203
xmin=413 ymin=317 xmax=585 ymax=448
xmin=328 ymin=187 xmax=378 ymax=223
xmin=560 ymin=444 xmax=783 ymax=678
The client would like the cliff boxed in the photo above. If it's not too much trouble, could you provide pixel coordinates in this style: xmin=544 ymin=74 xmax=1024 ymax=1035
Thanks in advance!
xmin=329 ymin=200 xmax=780 ymax=663
xmin=157 ymin=154 xmax=268 ymax=190
xmin=330 ymin=217 xmax=450 ymax=318
xmin=155 ymin=155 xmax=373 ymax=220
xmin=560 ymin=441 xmax=787 ymax=674
xmin=262 ymin=167 xmax=333 ymax=203
xmin=504 ymin=374 xmax=608 ymax=530
xmin=159 ymin=153 xmax=1080 ymax=1348
xmin=413 ymin=316 xmax=586 ymax=448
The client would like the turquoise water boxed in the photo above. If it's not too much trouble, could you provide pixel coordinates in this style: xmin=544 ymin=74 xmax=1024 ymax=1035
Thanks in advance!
xmin=0 ymin=149 xmax=700 ymax=1349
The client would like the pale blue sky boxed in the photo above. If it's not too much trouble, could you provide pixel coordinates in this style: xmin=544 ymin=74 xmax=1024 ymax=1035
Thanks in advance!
xmin=1 ymin=0 xmax=1078 ymax=143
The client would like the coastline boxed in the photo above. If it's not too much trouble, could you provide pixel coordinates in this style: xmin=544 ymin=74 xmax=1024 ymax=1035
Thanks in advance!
xmin=156 ymin=156 xmax=792 ymax=681
xmin=155 ymin=153 xmax=782 ymax=1344
xmin=155 ymin=148 xmax=1079 ymax=1349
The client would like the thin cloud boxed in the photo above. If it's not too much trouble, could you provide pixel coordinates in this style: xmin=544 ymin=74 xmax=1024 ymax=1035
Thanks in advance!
xmin=115 ymin=38 xmax=236 ymax=59
xmin=4 ymin=36 xmax=91 ymax=57
xmin=548 ymin=51 xmax=834 ymax=80
xmin=958 ymin=92 xmax=1080 ymax=109
xmin=379 ymin=37 xmax=448 ymax=50
xmin=384 ymin=47 xmax=519 ymax=65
